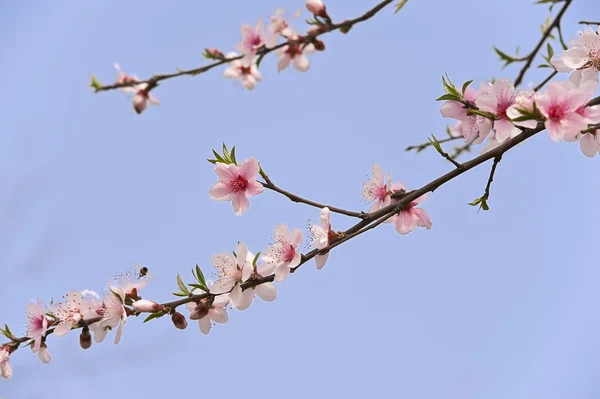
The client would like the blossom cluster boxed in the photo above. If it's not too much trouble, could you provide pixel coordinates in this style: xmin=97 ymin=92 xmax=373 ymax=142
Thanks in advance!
xmin=440 ymin=25 xmax=600 ymax=157
xmin=111 ymin=0 xmax=329 ymax=112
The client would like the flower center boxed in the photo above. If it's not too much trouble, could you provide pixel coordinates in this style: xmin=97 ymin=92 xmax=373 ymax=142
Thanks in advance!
xmin=227 ymin=175 xmax=248 ymax=192
xmin=286 ymin=44 xmax=303 ymax=58
xmin=283 ymin=244 xmax=296 ymax=262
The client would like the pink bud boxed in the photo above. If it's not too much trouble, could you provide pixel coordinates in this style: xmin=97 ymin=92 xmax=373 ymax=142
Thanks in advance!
xmin=133 ymin=93 xmax=148 ymax=114
xmin=306 ymin=0 xmax=327 ymax=18
xmin=132 ymin=300 xmax=164 ymax=313
xmin=79 ymin=328 xmax=92 ymax=350
xmin=171 ymin=312 xmax=188 ymax=330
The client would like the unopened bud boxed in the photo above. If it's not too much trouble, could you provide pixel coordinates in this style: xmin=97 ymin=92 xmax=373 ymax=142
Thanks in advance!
xmin=306 ymin=0 xmax=328 ymax=18
xmin=133 ymin=300 xmax=164 ymax=313
xmin=313 ymin=39 xmax=326 ymax=51
xmin=133 ymin=93 xmax=148 ymax=114
xmin=79 ymin=327 xmax=92 ymax=350
xmin=171 ymin=312 xmax=188 ymax=330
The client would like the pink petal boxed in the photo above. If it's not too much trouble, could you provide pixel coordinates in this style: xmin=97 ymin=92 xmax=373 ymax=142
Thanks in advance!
xmin=229 ymin=285 xmax=243 ymax=308
xmin=394 ymin=211 xmax=417 ymax=235
xmin=372 ymin=164 xmax=384 ymax=186
xmin=209 ymin=307 xmax=229 ymax=323
xmin=199 ymin=317 xmax=211 ymax=335
xmin=274 ymin=224 xmax=291 ymax=244
xmin=238 ymin=157 xmax=260 ymax=180
xmin=215 ymin=163 xmax=238 ymax=181
xmin=274 ymin=264 xmax=291 ymax=282
xmin=580 ymin=134 xmax=599 ymax=158
xmin=277 ymin=54 xmax=291 ymax=71
xmin=255 ymin=283 xmax=277 ymax=302
xmin=53 ymin=321 xmax=74 ymax=337
xmin=412 ymin=208 xmax=432 ymax=229
xmin=236 ymin=288 xmax=254 ymax=310
xmin=494 ymin=118 xmax=519 ymax=143
xmin=212 ymin=294 xmax=230 ymax=308
xmin=293 ymin=54 xmax=310 ymax=72
xmin=209 ymin=181 xmax=234 ymax=200
xmin=315 ymin=253 xmax=329 ymax=270
xmin=232 ymin=192 xmax=249 ymax=215
xmin=245 ymin=180 xmax=265 ymax=197
xmin=291 ymin=228 xmax=303 ymax=247
xmin=440 ymin=101 xmax=467 ymax=120
xmin=319 ymin=207 xmax=331 ymax=228
xmin=562 ymin=47 xmax=589 ymax=70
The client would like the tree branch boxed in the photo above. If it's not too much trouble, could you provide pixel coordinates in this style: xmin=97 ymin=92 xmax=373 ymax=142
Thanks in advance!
xmin=93 ymin=0 xmax=395 ymax=94
xmin=514 ymin=0 xmax=572 ymax=87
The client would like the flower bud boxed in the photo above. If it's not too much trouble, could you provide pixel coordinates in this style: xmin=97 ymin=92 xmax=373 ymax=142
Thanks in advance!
xmin=171 ymin=312 xmax=188 ymax=330
xmin=133 ymin=93 xmax=148 ymax=114
xmin=306 ymin=0 xmax=327 ymax=18
xmin=79 ymin=327 xmax=92 ymax=350
xmin=132 ymin=300 xmax=164 ymax=313
xmin=313 ymin=39 xmax=326 ymax=51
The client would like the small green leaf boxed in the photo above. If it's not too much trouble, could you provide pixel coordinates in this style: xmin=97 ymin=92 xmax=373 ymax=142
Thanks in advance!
xmin=222 ymin=143 xmax=230 ymax=160
xmin=143 ymin=311 xmax=166 ymax=323
xmin=546 ymin=42 xmax=554 ymax=60
xmin=88 ymin=74 xmax=103 ymax=92
xmin=195 ymin=264 xmax=207 ymax=288
xmin=461 ymin=80 xmax=473 ymax=95
xmin=428 ymin=134 xmax=444 ymax=155
xmin=480 ymin=199 xmax=490 ymax=211
xmin=468 ymin=197 xmax=483 ymax=207
xmin=212 ymin=149 xmax=226 ymax=164
xmin=394 ymin=0 xmax=408 ymax=14
xmin=207 ymin=158 xmax=218 ymax=164
xmin=252 ymin=251 xmax=261 ymax=266
xmin=172 ymin=292 xmax=188 ymax=297
xmin=176 ymin=273 xmax=189 ymax=295
xmin=493 ymin=47 xmax=516 ymax=67
xmin=537 ymin=63 xmax=552 ymax=68
xmin=230 ymin=146 xmax=237 ymax=165
xmin=436 ymin=93 xmax=461 ymax=102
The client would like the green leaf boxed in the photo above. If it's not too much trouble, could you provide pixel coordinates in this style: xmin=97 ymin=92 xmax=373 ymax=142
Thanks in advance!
xmin=230 ymin=146 xmax=237 ymax=165
xmin=212 ymin=149 xmax=226 ymax=164
xmin=222 ymin=143 xmax=230 ymax=160
xmin=143 ymin=311 xmax=166 ymax=323
xmin=537 ymin=63 xmax=552 ymax=68
xmin=88 ymin=74 xmax=103 ymax=92
xmin=468 ymin=197 xmax=483 ymax=207
xmin=461 ymin=80 xmax=473 ymax=95
xmin=252 ymin=251 xmax=261 ymax=266
xmin=436 ymin=93 xmax=461 ymax=102
xmin=493 ymin=47 xmax=516 ymax=67
xmin=427 ymin=134 xmax=444 ymax=155
xmin=339 ymin=24 xmax=352 ymax=34
xmin=394 ymin=0 xmax=408 ymax=14
xmin=172 ymin=292 xmax=188 ymax=297
xmin=207 ymin=158 xmax=218 ymax=164
xmin=546 ymin=42 xmax=554 ymax=60
xmin=176 ymin=273 xmax=189 ymax=295
xmin=194 ymin=264 xmax=207 ymax=288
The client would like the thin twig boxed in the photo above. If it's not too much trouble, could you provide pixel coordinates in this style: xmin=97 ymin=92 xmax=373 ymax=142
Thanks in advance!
xmin=514 ymin=0 xmax=573 ymax=87
xmin=483 ymin=155 xmax=502 ymax=201
xmin=260 ymin=180 xmax=366 ymax=218
xmin=579 ymin=20 xmax=600 ymax=26
xmin=405 ymin=136 xmax=462 ymax=152
xmin=534 ymin=70 xmax=558 ymax=91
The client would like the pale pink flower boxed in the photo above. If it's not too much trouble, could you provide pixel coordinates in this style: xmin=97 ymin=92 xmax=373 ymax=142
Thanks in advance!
xmin=362 ymin=164 xmax=392 ymax=213
xmin=99 ymin=286 xmax=127 ymax=345
xmin=132 ymin=85 xmax=159 ymax=114
xmin=263 ymin=224 xmax=303 ymax=282
xmin=580 ymin=130 xmax=600 ymax=157
xmin=52 ymin=291 xmax=89 ymax=337
xmin=237 ymin=19 xmax=265 ymax=65
xmin=570 ymin=75 xmax=600 ymax=126
xmin=111 ymin=268 xmax=150 ymax=298
xmin=506 ymin=89 xmax=538 ymax=129
xmin=114 ymin=63 xmax=139 ymax=92
xmin=276 ymin=37 xmax=316 ymax=72
xmin=209 ymin=157 xmax=265 ymax=215
xmin=25 ymin=300 xmax=48 ymax=351
xmin=210 ymin=242 xmax=253 ymax=310
xmin=387 ymin=183 xmax=432 ymax=235
xmin=440 ymin=87 xmax=492 ymax=142
xmin=0 ymin=346 xmax=12 ymax=379
xmin=535 ymin=81 xmax=590 ymax=141
xmin=222 ymin=52 xmax=262 ymax=90
xmin=186 ymin=288 xmax=229 ymax=335
xmin=568 ymin=67 xmax=599 ymax=87
xmin=265 ymin=8 xmax=295 ymax=48
xmin=475 ymin=78 xmax=520 ymax=143
xmin=308 ymin=207 xmax=334 ymax=269
xmin=306 ymin=0 xmax=327 ymax=17
xmin=553 ymin=27 xmax=600 ymax=71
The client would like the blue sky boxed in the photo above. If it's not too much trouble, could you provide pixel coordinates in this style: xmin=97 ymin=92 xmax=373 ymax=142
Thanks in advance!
xmin=1 ymin=0 xmax=599 ymax=398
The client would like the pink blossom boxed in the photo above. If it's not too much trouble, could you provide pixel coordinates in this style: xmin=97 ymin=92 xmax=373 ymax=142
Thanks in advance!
xmin=210 ymin=242 xmax=253 ymax=310
xmin=439 ymin=87 xmax=492 ymax=142
xmin=535 ymin=81 xmax=590 ymax=141
xmin=580 ymin=131 xmax=600 ymax=157
xmin=553 ymin=26 xmax=600 ymax=72
xmin=222 ymin=52 xmax=262 ymax=90
xmin=387 ymin=183 xmax=432 ymax=235
xmin=237 ymin=19 xmax=265 ymax=65
xmin=506 ymin=89 xmax=538 ymax=129
xmin=209 ymin=157 xmax=265 ymax=215
xmin=568 ymin=67 xmax=599 ymax=87
xmin=186 ymin=289 xmax=230 ymax=335
xmin=475 ymin=78 xmax=520 ymax=143
xmin=362 ymin=164 xmax=392 ymax=213
xmin=114 ymin=63 xmax=139 ymax=91
xmin=276 ymin=37 xmax=316 ymax=72
xmin=52 ymin=291 xmax=89 ymax=337
xmin=99 ymin=286 xmax=127 ymax=345
xmin=308 ymin=207 xmax=335 ymax=269
xmin=263 ymin=224 xmax=303 ymax=282
xmin=132 ymin=85 xmax=159 ymax=114
xmin=306 ymin=0 xmax=327 ymax=18
xmin=265 ymin=8 xmax=295 ymax=48
xmin=0 ymin=346 xmax=12 ymax=379
xmin=25 ymin=300 xmax=48 ymax=351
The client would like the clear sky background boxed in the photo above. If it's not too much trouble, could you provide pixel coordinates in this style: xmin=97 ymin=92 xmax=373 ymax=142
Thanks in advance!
xmin=1 ymin=1 xmax=599 ymax=398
